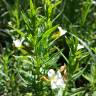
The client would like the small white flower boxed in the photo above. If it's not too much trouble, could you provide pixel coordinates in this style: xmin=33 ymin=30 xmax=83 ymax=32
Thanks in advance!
xmin=92 ymin=0 xmax=96 ymax=5
xmin=77 ymin=44 xmax=84 ymax=50
xmin=56 ymin=71 xmax=65 ymax=88
xmin=51 ymin=79 xmax=57 ymax=89
xmin=8 ymin=21 xmax=12 ymax=26
xmin=48 ymin=69 xmax=55 ymax=80
xmin=48 ymin=69 xmax=65 ymax=89
xmin=13 ymin=39 xmax=23 ymax=48
xmin=58 ymin=26 xmax=67 ymax=36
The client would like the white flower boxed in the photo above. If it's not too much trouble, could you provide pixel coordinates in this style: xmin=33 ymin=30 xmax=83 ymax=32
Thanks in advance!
xmin=8 ymin=21 xmax=12 ymax=26
xmin=48 ymin=69 xmax=55 ymax=80
xmin=77 ymin=44 xmax=84 ymax=50
xmin=92 ymin=0 xmax=96 ymax=5
xmin=51 ymin=78 xmax=58 ymax=89
xmin=48 ymin=69 xmax=65 ymax=89
xmin=58 ymin=26 xmax=67 ymax=36
xmin=13 ymin=39 xmax=23 ymax=48
xmin=56 ymin=71 xmax=65 ymax=88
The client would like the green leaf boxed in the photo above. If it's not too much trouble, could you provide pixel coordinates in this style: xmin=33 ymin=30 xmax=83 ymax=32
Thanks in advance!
xmin=70 ymin=33 xmax=95 ymax=62
xmin=72 ymin=67 xmax=85 ymax=80
xmin=82 ymin=74 xmax=92 ymax=83
xmin=12 ymin=27 xmax=24 ymax=36
xmin=21 ymin=12 xmax=30 ymax=29
xmin=81 ymin=1 xmax=92 ymax=26
xmin=55 ymin=46 xmax=69 ymax=64
xmin=92 ymin=91 xmax=96 ymax=96
xmin=36 ymin=25 xmax=58 ymax=47
xmin=42 ymin=25 xmax=58 ymax=40
xmin=71 ymin=87 xmax=85 ymax=96
xmin=29 ymin=0 xmax=36 ymax=17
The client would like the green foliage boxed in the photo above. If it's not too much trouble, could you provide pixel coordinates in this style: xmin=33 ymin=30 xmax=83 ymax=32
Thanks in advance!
xmin=0 ymin=0 xmax=96 ymax=96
